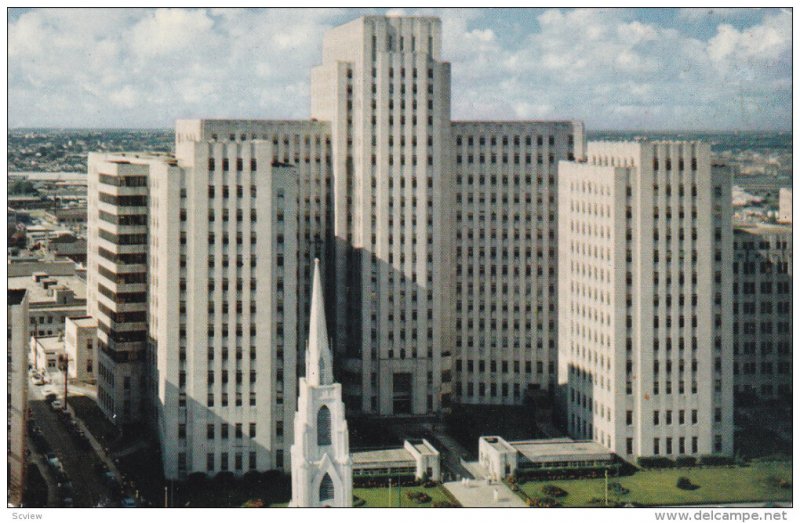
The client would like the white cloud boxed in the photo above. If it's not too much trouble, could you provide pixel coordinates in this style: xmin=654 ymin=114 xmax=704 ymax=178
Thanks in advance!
xmin=678 ymin=8 xmax=762 ymax=21
xmin=6 ymin=7 xmax=791 ymax=130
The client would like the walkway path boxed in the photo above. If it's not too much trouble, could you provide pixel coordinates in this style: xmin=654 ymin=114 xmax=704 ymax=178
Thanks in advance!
xmin=444 ymin=478 xmax=526 ymax=507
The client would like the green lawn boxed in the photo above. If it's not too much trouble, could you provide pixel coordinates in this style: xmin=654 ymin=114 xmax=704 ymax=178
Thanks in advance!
xmin=518 ymin=462 xmax=792 ymax=507
xmin=354 ymin=485 xmax=454 ymax=507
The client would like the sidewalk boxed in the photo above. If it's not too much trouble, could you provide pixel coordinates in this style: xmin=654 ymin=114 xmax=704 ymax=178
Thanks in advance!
xmin=444 ymin=478 xmax=526 ymax=508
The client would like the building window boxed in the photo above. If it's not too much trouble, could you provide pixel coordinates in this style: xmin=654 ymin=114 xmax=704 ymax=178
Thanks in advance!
xmin=317 ymin=406 xmax=331 ymax=446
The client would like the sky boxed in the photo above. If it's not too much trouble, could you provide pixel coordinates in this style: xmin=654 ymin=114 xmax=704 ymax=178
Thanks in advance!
xmin=7 ymin=7 xmax=793 ymax=131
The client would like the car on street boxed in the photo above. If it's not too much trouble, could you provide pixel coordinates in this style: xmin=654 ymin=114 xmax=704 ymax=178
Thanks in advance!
xmin=120 ymin=497 xmax=137 ymax=508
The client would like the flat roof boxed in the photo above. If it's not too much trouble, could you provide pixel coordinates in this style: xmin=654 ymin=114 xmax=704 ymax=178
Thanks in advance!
xmin=412 ymin=442 xmax=437 ymax=456
xmin=351 ymin=447 xmax=415 ymax=466
xmin=511 ymin=438 xmax=614 ymax=463
xmin=69 ymin=316 xmax=97 ymax=328
xmin=734 ymin=223 xmax=793 ymax=235
xmin=34 ymin=336 xmax=66 ymax=353
xmin=7 ymin=275 xmax=87 ymax=304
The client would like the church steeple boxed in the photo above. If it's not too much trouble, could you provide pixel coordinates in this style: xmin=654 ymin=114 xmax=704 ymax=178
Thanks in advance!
xmin=307 ymin=258 xmax=333 ymax=386
xmin=290 ymin=258 xmax=352 ymax=507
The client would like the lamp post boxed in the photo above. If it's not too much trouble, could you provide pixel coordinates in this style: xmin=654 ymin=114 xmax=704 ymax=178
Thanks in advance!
xmin=57 ymin=353 xmax=69 ymax=410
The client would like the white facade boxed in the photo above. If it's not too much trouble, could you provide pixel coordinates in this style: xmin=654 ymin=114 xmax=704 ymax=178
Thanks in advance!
xmin=87 ymin=147 xmax=301 ymax=478
xmin=7 ymin=289 xmax=29 ymax=506
xmin=732 ymin=224 xmax=792 ymax=401
xmin=65 ymin=316 xmax=98 ymax=382
xmin=777 ymin=187 xmax=791 ymax=224
xmin=558 ymin=141 xmax=734 ymax=459
xmin=290 ymin=259 xmax=352 ymax=507
xmin=452 ymin=121 xmax=585 ymax=405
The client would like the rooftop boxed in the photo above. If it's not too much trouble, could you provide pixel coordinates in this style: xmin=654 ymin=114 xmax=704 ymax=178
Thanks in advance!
xmin=7 ymin=274 xmax=86 ymax=304
xmin=69 ymin=316 xmax=97 ymax=328
xmin=734 ymin=223 xmax=793 ymax=235
xmin=33 ymin=335 xmax=66 ymax=354
xmin=511 ymin=438 xmax=613 ymax=463
xmin=351 ymin=447 xmax=415 ymax=466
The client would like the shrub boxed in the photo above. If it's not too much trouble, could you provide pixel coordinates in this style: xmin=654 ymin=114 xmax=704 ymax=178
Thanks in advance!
xmin=637 ymin=456 xmax=674 ymax=469
xmin=676 ymin=477 xmax=699 ymax=491
xmin=432 ymin=500 xmax=458 ymax=508
xmin=423 ymin=480 xmax=438 ymax=488
xmin=404 ymin=491 xmax=432 ymax=504
xmin=214 ymin=471 xmax=235 ymax=484
xmin=241 ymin=498 xmax=264 ymax=508
xmin=186 ymin=472 xmax=207 ymax=486
xmin=779 ymin=480 xmax=792 ymax=490
xmin=609 ymin=482 xmax=629 ymax=495
xmin=541 ymin=485 xmax=568 ymax=498
xmin=527 ymin=496 xmax=560 ymax=508
xmin=698 ymin=455 xmax=734 ymax=466
xmin=675 ymin=456 xmax=697 ymax=467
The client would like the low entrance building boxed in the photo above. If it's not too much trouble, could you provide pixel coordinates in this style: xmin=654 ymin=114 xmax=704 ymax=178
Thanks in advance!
xmin=352 ymin=439 xmax=441 ymax=484
xmin=479 ymin=436 xmax=615 ymax=480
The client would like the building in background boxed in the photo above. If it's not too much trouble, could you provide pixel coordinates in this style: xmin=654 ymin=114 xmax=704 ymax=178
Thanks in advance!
xmin=777 ymin=187 xmax=791 ymax=224
xmin=65 ymin=315 xmax=98 ymax=383
xmin=732 ymin=223 xmax=792 ymax=402
xmin=557 ymin=141 xmax=733 ymax=459
xmin=7 ymin=289 xmax=29 ymax=506
xmin=30 ymin=335 xmax=66 ymax=373
xmin=7 ymin=271 xmax=86 ymax=339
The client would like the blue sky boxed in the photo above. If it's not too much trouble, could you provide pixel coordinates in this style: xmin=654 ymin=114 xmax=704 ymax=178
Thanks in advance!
xmin=7 ymin=7 xmax=792 ymax=130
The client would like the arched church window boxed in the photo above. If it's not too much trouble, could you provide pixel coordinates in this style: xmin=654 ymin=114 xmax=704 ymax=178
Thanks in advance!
xmin=317 ymin=405 xmax=331 ymax=446
xmin=319 ymin=473 xmax=335 ymax=502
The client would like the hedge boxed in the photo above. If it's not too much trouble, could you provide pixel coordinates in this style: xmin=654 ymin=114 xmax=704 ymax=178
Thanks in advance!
xmin=636 ymin=456 xmax=674 ymax=468
xmin=697 ymin=455 xmax=734 ymax=466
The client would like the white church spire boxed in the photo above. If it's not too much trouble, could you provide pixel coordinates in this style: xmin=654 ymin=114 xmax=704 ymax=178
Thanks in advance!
xmin=307 ymin=258 xmax=333 ymax=386
xmin=290 ymin=259 xmax=352 ymax=507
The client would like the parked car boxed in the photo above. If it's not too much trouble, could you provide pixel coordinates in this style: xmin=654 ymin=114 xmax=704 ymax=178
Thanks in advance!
xmin=47 ymin=456 xmax=61 ymax=470
xmin=120 ymin=497 xmax=137 ymax=508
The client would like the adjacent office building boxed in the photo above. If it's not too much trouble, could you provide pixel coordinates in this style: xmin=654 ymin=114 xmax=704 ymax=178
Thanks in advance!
xmin=64 ymin=316 xmax=99 ymax=383
xmin=8 ymin=289 xmax=29 ymax=506
xmin=557 ymin=141 xmax=734 ymax=459
xmin=732 ymin=223 xmax=792 ymax=401
xmin=87 ymin=154 xmax=164 ymax=425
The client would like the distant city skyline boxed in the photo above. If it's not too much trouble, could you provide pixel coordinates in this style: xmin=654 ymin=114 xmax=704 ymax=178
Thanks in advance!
xmin=8 ymin=7 xmax=792 ymax=131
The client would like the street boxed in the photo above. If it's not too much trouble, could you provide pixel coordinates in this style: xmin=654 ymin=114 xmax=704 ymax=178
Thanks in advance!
xmin=28 ymin=373 xmax=120 ymax=507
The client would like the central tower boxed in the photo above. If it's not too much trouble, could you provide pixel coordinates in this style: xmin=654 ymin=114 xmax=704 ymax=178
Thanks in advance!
xmin=310 ymin=16 xmax=452 ymax=415
xmin=290 ymin=259 xmax=352 ymax=507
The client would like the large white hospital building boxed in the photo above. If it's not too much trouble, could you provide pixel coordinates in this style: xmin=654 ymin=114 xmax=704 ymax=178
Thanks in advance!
xmin=86 ymin=15 xmax=734 ymax=479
